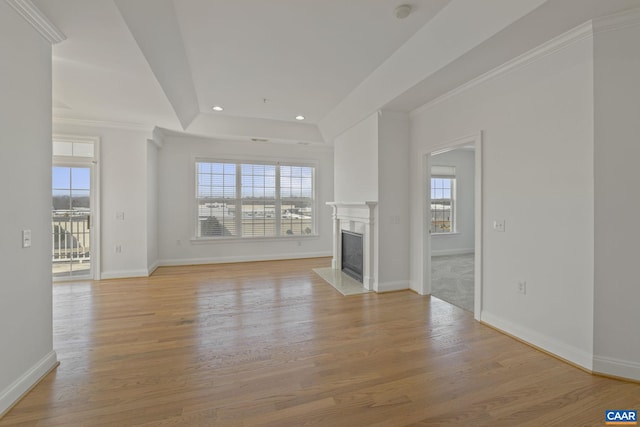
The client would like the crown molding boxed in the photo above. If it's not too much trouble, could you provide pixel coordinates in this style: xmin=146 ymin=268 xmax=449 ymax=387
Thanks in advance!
xmin=594 ymin=7 xmax=640 ymax=34
xmin=411 ymin=21 xmax=594 ymax=118
xmin=150 ymin=127 xmax=165 ymax=148
xmin=53 ymin=116 xmax=152 ymax=132
xmin=5 ymin=0 xmax=66 ymax=44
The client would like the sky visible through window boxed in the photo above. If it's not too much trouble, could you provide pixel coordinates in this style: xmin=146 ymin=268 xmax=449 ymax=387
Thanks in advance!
xmin=52 ymin=167 xmax=90 ymax=196
xmin=431 ymin=178 xmax=451 ymax=199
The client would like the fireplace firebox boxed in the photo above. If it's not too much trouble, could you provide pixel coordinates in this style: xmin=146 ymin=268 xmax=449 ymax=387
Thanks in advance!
xmin=341 ymin=230 xmax=363 ymax=282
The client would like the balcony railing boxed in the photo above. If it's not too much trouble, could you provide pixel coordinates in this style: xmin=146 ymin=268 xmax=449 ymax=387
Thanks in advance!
xmin=52 ymin=210 xmax=90 ymax=263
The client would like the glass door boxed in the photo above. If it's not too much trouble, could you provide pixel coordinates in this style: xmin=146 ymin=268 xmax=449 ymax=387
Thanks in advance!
xmin=52 ymin=166 xmax=92 ymax=278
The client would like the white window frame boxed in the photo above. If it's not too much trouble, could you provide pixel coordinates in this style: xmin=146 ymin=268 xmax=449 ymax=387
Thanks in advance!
xmin=52 ymin=134 xmax=101 ymax=280
xmin=430 ymin=167 xmax=456 ymax=235
xmin=193 ymin=158 xmax=317 ymax=241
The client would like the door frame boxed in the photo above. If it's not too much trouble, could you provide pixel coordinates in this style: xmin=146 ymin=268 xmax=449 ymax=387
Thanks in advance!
xmin=52 ymin=135 xmax=101 ymax=281
xmin=422 ymin=132 xmax=482 ymax=320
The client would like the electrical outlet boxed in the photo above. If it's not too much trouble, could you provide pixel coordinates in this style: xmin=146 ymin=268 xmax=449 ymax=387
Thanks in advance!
xmin=115 ymin=245 xmax=122 ymax=253
xmin=518 ymin=281 xmax=527 ymax=294
xmin=493 ymin=220 xmax=506 ymax=232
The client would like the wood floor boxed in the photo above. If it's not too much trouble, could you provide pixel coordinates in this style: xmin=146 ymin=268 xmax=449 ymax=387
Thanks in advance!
xmin=1 ymin=257 xmax=638 ymax=426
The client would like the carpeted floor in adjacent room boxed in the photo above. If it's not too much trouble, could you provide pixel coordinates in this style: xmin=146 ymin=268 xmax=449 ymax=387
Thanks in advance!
xmin=431 ymin=253 xmax=474 ymax=312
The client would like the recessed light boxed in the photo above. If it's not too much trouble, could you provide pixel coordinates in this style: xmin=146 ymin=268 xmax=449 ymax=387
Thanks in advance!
xmin=295 ymin=115 xmax=305 ymax=121
xmin=212 ymin=105 xmax=224 ymax=112
xmin=395 ymin=5 xmax=412 ymax=19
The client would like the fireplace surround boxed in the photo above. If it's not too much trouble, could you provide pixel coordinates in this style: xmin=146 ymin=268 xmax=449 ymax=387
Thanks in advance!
xmin=326 ymin=202 xmax=377 ymax=290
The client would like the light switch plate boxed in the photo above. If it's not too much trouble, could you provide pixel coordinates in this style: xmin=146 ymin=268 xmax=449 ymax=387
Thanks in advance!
xmin=22 ymin=229 xmax=32 ymax=248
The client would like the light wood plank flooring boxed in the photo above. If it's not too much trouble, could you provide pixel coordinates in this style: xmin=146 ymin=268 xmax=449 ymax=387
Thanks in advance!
xmin=1 ymin=257 xmax=638 ymax=426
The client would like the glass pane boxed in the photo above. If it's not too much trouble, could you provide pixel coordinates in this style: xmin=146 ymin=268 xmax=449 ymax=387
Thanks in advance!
xmin=198 ymin=162 xmax=211 ymax=174
xmin=71 ymin=190 xmax=90 ymax=209
xmin=53 ymin=165 xmax=92 ymax=279
xmin=281 ymin=200 xmax=313 ymax=236
xmin=198 ymin=200 xmax=237 ymax=237
xmin=52 ymin=167 xmax=70 ymax=190
xmin=72 ymin=142 xmax=94 ymax=158
xmin=71 ymin=168 xmax=90 ymax=190
xmin=53 ymin=141 xmax=73 ymax=156
xmin=196 ymin=162 xmax=237 ymax=237
xmin=242 ymin=201 xmax=276 ymax=237
xmin=223 ymin=163 xmax=236 ymax=174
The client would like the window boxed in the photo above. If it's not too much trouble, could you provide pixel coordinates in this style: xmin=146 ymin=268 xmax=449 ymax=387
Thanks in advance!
xmin=196 ymin=160 xmax=315 ymax=239
xmin=430 ymin=166 xmax=456 ymax=234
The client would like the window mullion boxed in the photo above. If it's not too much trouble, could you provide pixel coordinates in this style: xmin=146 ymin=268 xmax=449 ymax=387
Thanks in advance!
xmin=236 ymin=162 xmax=242 ymax=236
xmin=275 ymin=164 xmax=281 ymax=236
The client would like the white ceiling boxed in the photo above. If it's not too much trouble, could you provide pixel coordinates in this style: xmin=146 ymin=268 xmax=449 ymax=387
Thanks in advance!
xmin=32 ymin=0 xmax=640 ymax=143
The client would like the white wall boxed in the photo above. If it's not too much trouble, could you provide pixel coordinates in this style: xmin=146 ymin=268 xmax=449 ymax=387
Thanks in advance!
xmin=157 ymin=135 xmax=333 ymax=264
xmin=332 ymin=111 xmax=411 ymax=291
xmin=333 ymin=114 xmax=378 ymax=202
xmin=146 ymin=140 xmax=159 ymax=274
xmin=593 ymin=19 xmax=640 ymax=380
xmin=0 ymin=4 xmax=58 ymax=415
xmin=410 ymin=34 xmax=595 ymax=368
xmin=53 ymin=123 xmax=151 ymax=278
xmin=431 ymin=148 xmax=475 ymax=255
xmin=377 ymin=111 xmax=410 ymax=290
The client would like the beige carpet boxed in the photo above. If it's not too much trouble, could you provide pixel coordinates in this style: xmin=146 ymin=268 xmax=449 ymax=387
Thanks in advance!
xmin=313 ymin=267 xmax=371 ymax=296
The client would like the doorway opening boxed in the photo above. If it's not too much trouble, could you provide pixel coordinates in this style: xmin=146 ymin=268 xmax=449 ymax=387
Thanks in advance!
xmin=423 ymin=133 xmax=482 ymax=320
xmin=52 ymin=136 xmax=100 ymax=281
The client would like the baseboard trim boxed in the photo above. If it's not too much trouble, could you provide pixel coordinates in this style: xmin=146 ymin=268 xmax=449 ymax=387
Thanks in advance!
xmin=376 ymin=280 xmax=410 ymax=293
xmin=480 ymin=311 xmax=593 ymax=372
xmin=159 ymin=251 xmax=332 ymax=267
xmin=431 ymin=248 xmax=474 ymax=257
xmin=100 ymin=269 xmax=150 ymax=280
xmin=0 ymin=351 xmax=59 ymax=418
xmin=147 ymin=261 xmax=160 ymax=276
xmin=593 ymin=355 xmax=640 ymax=382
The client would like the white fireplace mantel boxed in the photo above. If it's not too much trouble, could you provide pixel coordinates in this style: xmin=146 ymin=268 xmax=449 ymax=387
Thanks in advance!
xmin=326 ymin=201 xmax=377 ymax=290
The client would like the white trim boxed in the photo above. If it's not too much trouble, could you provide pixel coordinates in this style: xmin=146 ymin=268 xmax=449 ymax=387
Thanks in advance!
xmin=193 ymin=158 xmax=319 ymax=240
xmin=481 ymin=311 xmax=593 ymax=371
xmin=411 ymin=21 xmax=594 ymax=118
xmin=594 ymin=7 xmax=640 ymax=34
xmin=53 ymin=117 xmax=151 ymax=132
xmin=326 ymin=202 xmax=377 ymax=291
xmin=151 ymin=127 xmax=165 ymax=148
xmin=0 ymin=351 xmax=58 ymax=418
xmin=422 ymin=132 xmax=482 ymax=321
xmin=376 ymin=280 xmax=410 ymax=293
xmin=52 ymin=135 xmax=101 ymax=280
xmin=159 ymin=251 xmax=332 ymax=267
xmin=100 ymin=269 xmax=150 ymax=280
xmin=431 ymin=248 xmax=474 ymax=257
xmin=147 ymin=261 xmax=160 ymax=276
xmin=593 ymin=355 xmax=640 ymax=382
xmin=5 ymin=0 xmax=66 ymax=44
xmin=190 ymin=235 xmax=320 ymax=244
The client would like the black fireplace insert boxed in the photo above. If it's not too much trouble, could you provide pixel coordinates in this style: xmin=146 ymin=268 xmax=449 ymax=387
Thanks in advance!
xmin=341 ymin=230 xmax=363 ymax=282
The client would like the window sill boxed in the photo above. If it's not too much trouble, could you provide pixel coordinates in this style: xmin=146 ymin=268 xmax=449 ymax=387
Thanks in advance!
xmin=190 ymin=234 xmax=320 ymax=244
xmin=432 ymin=232 xmax=460 ymax=236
